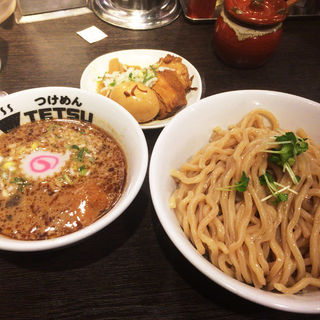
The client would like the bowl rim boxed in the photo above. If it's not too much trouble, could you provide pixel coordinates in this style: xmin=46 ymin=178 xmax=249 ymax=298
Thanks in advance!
xmin=149 ymin=89 xmax=320 ymax=314
xmin=0 ymin=86 xmax=149 ymax=252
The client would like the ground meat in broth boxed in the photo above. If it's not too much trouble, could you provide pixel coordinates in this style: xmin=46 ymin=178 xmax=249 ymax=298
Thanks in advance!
xmin=0 ymin=119 xmax=126 ymax=240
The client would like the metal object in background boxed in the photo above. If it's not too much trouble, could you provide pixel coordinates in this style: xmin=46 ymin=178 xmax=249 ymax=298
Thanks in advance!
xmin=90 ymin=0 xmax=181 ymax=30
xmin=16 ymin=0 xmax=88 ymax=15
xmin=15 ymin=0 xmax=90 ymax=23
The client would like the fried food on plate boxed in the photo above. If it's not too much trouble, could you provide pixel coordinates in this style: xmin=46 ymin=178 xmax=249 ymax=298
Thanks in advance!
xmin=152 ymin=69 xmax=187 ymax=119
xmin=156 ymin=54 xmax=192 ymax=91
xmin=97 ymin=54 xmax=195 ymax=123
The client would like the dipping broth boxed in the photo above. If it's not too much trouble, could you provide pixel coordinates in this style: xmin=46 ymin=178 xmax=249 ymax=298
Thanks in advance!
xmin=0 ymin=119 xmax=126 ymax=240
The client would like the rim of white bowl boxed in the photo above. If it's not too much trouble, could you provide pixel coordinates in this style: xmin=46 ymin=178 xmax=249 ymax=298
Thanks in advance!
xmin=0 ymin=87 xmax=149 ymax=252
xmin=149 ymin=90 xmax=320 ymax=314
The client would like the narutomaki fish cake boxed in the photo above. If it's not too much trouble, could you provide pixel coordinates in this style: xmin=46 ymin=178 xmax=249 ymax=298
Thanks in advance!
xmin=0 ymin=119 xmax=126 ymax=240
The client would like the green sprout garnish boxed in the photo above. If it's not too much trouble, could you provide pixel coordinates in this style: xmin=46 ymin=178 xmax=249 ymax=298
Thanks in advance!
xmin=259 ymin=171 xmax=288 ymax=204
xmin=264 ymin=132 xmax=308 ymax=184
xmin=216 ymin=171 xmax=249 ymax=192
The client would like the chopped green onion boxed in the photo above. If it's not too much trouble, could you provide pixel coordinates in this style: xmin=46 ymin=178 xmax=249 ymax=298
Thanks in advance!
xmin=79 ymin=165 xmax=87 ymax=176
xmin=11 ymin=177 xmax=30 ymax=192
xmin=150 ymin=65 xmax=157 ymax=74
xmin=63 ymin=174 xmax=72 ymax=184
xmin=143 ymin=75 xmax=154 ymax=83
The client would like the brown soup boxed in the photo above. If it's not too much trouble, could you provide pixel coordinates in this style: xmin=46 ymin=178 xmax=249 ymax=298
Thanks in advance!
xmin=0 ymin=119 xmax=126 ymax=240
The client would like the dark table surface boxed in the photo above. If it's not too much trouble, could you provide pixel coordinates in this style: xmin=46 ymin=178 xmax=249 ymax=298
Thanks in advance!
xmin=0 ymin=7 xmax=320 ymax=320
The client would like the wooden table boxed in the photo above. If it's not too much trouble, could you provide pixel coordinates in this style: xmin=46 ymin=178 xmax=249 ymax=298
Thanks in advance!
xmin=0 ymin=9 xmax=319 ymax=320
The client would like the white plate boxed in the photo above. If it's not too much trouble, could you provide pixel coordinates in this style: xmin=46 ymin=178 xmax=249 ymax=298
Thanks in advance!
xmin=80 ymin=49 xmax=202 ymax=130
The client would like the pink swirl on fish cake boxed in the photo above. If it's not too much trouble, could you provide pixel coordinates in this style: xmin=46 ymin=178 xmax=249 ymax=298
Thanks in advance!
xmin=21 ymin=151 xmax=70 ymax=179
xmin=30 ymin=155 xmax=59 ymax=173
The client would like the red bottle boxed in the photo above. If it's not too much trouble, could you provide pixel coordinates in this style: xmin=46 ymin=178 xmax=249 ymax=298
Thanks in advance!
xmin=214 ymin=0 xmax=288 ymax=68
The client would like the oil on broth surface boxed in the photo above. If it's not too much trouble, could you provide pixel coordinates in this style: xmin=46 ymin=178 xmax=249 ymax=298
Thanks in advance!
xmin=0 ymin=119 xmax=126 ymax=240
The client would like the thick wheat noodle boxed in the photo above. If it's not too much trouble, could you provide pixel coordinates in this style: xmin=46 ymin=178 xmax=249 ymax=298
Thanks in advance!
xmin=170 ymin=109 xmax=320 ymax=294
